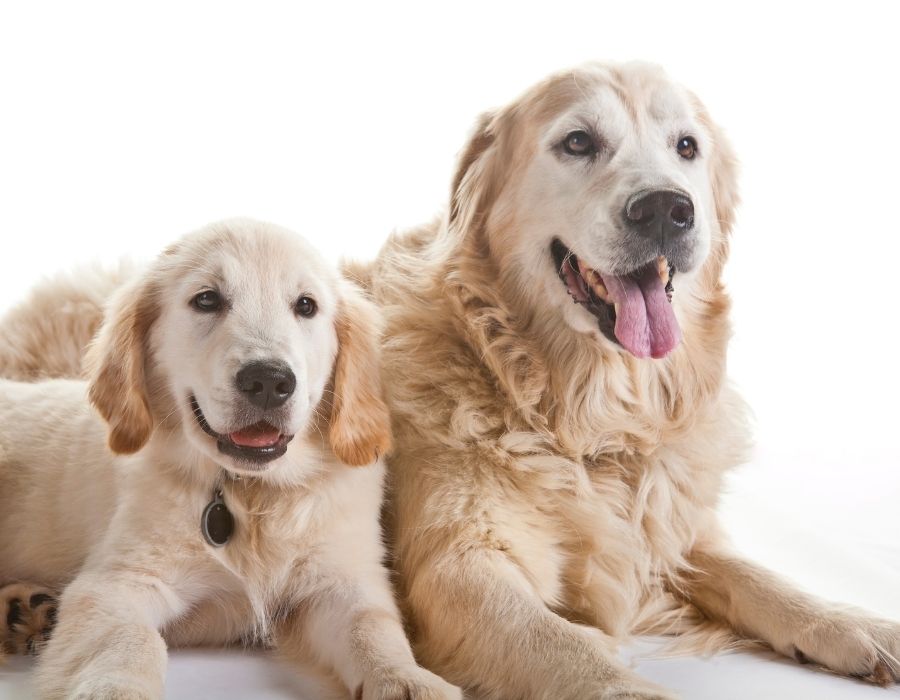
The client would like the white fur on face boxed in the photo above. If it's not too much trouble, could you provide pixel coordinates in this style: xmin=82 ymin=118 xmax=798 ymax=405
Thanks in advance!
xmin=497 ymin=64 xmax=718 ymax=337
xmin=150 ymin=220 xmax=339 ymax=475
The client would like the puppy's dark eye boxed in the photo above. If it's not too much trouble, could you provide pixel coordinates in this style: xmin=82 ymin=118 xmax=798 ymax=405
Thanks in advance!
xmin=677 ymin=136 xmax=697 ymax=160
xmin=191 ymin=290 xmax=222 ymax=313
xmin=562 ymin=130 xmax=596 ymax=156
xmin=295 ymin=296 xmax=317 ymax=318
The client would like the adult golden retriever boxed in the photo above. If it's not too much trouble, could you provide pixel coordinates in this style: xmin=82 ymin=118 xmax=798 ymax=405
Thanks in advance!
xmin=0 ymin=219 xmax=459 ymax=700
xmin=352 ymin=62 xmax=900 ymax=698
xmin=1 ymin=64 xmax=898 ymax=698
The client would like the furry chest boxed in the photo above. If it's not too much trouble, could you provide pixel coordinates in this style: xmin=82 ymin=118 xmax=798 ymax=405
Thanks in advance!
xmin=552 ymin=455 xmax=708 ymax=634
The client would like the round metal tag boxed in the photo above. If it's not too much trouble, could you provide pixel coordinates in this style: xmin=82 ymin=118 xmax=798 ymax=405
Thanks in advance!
xmin=201 ymin=490 xmax=234 ymax=547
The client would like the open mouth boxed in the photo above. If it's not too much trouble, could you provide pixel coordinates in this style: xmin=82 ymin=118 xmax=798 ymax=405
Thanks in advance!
xmin=550 ymin=239 xmax=681 ymax=359
xmin=189 ymin=395 xmax=293 ymax=467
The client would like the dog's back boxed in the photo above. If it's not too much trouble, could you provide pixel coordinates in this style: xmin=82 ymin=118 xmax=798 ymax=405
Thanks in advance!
xmin=0 ymin=263 xmax=135 ymax=381
xmin=0 ymin=379 xmax=119 ymax=586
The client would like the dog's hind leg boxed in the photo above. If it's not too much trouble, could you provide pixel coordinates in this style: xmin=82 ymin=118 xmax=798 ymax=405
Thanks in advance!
xmin=0 ymin=582 xmax=58 ymax=656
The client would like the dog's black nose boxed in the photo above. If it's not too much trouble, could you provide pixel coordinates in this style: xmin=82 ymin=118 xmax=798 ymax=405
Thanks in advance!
xmin=624 ymin=189 xmax=694 ymax=238
xmin=235 ymin=361 xmax=296 ymax=410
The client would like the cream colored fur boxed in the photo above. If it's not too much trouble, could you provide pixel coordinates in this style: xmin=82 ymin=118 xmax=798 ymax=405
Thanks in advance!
xmin=354 ymin=63 xmax=900 ymax=698
xmin=0 ymin=219 xmax=459 ymax=700
xmin=0 ymin=262 xmax=134 ymax=381
xmin=1 ymin=65 xmax=899 ymax=699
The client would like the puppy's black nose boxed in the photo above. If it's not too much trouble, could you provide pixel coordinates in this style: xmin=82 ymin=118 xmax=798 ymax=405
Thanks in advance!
xmin=624 ymin=189 xmax=694 ymax=238
xmin=235 ymin=360 xmax=296 ymax=410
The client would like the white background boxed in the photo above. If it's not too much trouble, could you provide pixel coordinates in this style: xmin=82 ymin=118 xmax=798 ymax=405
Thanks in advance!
xmin=1 ymin=1 xmax=898 ymax=697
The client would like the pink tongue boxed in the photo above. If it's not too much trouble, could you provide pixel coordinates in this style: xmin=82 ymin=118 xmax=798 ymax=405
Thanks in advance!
xmin=601 ymin=264 xmax=681 ymax=359
xmin=229 ymin=423 xmax=282 ymax=448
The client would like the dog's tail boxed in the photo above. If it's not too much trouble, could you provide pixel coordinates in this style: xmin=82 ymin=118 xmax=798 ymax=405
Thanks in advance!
xmin=0 ymin=261 xmax=136 ymax=381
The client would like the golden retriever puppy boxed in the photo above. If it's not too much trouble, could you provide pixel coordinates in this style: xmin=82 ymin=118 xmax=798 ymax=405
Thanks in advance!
xmin=0 ymin=219 xmax=459 ymax=700
xmin=354 ymin=63 xmax=900 ymax=698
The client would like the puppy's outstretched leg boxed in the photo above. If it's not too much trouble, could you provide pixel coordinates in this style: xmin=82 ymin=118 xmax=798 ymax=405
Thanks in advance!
xmin=35 ymin=569 xmax=187 ymax=700
xmin=684 ymin=546 xmax=900 ymax=686
xmin=0 ymin=583 xmax=58 ymax=656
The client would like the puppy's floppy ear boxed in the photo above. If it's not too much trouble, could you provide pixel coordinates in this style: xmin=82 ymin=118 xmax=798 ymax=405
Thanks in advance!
xmin=85 ymin=274 xmax=160 ymax=455
xmin=329 ymin=283 xmax=392 ymax=467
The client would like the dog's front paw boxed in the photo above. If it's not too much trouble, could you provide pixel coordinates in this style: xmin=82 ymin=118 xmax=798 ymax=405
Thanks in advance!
xmin=69 ymin=679 xmax=155 ymax=700
xmin=596 ymin=677 xmax=678 ymax=700
xmin=0 ymin=582 xmax=58 ymax=655
xmin=358 ymin=665 xmax=462 ymax=700
xmin=790 ymin=612 xmax=900 ymax=686
xmin=571 ymin=667 xmax=678 ymax=700
xmin=549 ymin=670 xmax=677 ymax=700
xmin=602 ymin=690 xmax=677 ymax=700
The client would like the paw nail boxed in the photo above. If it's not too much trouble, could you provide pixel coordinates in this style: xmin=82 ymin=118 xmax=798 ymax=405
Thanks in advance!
xmin=29 ymin=593 xmax=54 ymax=608
xmin=6 ymin=599 xmax=22 ymax=627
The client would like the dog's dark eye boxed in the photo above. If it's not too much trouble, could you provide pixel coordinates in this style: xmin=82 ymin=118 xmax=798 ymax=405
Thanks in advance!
xmin=677 ymin=136 xmax=697 ymax=160
xmin=295 ymin=296 xmax=317 ymax=318
xmin=562 ymin=130 xmax=596 ymax=157
xmin=191 ymin=290 xmax=222 ymax=313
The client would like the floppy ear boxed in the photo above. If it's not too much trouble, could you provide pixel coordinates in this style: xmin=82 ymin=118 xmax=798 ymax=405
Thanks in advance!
xmin=707 ymin=122 xmax=740 ymax=238
xmin=85 ymin=276 xmax=160 ymax=455
xmin=693 ymin=102 xmax=740 ymax=284
xmin=329 ymin=284 xmax=392 ymax=467
xmin=448 ymin=111 xmax=505 ymax=239
xmin=693 ymin=100 xmax=740 ymax=239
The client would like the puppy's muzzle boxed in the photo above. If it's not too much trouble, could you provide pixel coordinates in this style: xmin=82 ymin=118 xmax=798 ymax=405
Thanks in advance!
xmin=236 ymin=360 xmax=296 ymax=410
xmin=624 ymin=188 xmax=694 ymax=242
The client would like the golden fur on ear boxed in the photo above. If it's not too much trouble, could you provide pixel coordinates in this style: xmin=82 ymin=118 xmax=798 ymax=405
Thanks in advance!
xmin=329 ymin=284 xmax=392 ymax=467
xmin=449 ymin=113 xmax=495 ymax=226
xmin=448 ymin=111 xmax=518 ymax=246
xmin=695 ymin=102 xmax=741 ymax=283
xmin=710 ymin=133 xmax=739 ymax=234
xmin=85 ymin=277 xmax=159 ymax=455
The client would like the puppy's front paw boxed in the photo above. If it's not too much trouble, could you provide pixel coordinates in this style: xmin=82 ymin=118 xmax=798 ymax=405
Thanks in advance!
xmin=0 ymin=582 xmax=58 ymax=655
xmin=358 ymin=665 xmax=462 ymax=700
xmin=790 ymin=612 xmax=900 ymax=686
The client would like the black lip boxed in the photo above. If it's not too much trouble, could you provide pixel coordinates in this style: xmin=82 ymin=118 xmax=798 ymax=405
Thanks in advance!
xmin=550 ymin=238 xmax=675 ymax=346
xmin=189 ymin=395 xmax=293 ymax=466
